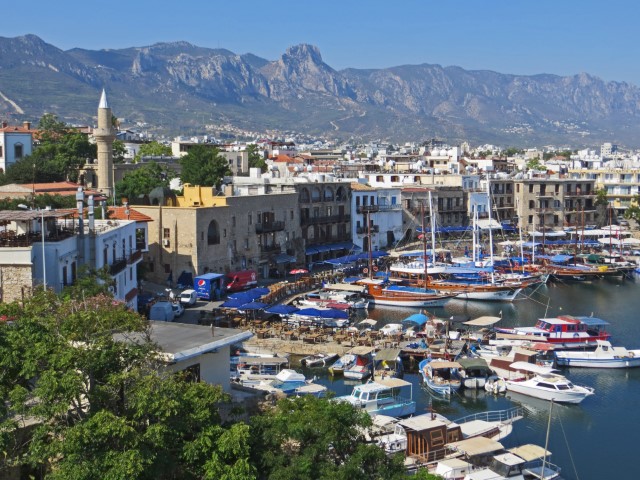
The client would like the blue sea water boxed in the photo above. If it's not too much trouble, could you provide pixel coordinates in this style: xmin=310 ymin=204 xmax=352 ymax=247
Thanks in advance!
xmin=309 ymin=276 xmax=640 ymax=479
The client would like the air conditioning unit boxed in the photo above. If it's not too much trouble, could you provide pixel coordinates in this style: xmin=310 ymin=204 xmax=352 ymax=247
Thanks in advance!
xmin=162 ymin=239 xmax=170 ymax=247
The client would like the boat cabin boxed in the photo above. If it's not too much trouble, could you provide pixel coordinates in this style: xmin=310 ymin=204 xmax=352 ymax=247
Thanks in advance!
xmin=402 ymin=413 xmax=464 ymax=463
xmin=236 ymin=356 xmax=289 ymax=377
xmin=532 ymin=315 xmax=610 ymax=338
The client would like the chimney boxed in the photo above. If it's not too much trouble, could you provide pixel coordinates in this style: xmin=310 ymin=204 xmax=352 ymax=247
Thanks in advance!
xmin=88 ymin=195 xmax=95 ymax=233
xmin=23 ymin=121 xmax=31 ymax=130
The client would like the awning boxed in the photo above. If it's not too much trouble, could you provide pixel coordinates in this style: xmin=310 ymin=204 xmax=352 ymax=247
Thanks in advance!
xmin=274 ymin=253 xmax=296 ymax=264
xmin=448 ymin=437 xmax=504 ymax=456
xmin=508 ymin=444 xmax=551 ymax=461
xmin=464 ymin=316 xmax=501 ymax=327
xmin=374 ymin=348 xmax=403 ymax=362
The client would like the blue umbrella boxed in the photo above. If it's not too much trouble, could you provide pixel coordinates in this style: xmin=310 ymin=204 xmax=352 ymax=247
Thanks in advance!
xmin=220 ymin=298 xmax=251 ymax=309
xmin=317 ymin=308 xmax=349 ymax=319
xmin=295 ymin=307 xmax=325 ymax=317
xmin=239 ymin=301 xmax=268 ymax=310
xmin=228 ymin=291 xmax=260 ymax=301
xmin=265 ymin=305 xmax=300 ymax=315
xmin=402 ymin=313 xmax=428 ymax=326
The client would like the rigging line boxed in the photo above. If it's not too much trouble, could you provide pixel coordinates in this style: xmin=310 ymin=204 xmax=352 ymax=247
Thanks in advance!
xmin=556 ymin=407 xmax=580 ymax=480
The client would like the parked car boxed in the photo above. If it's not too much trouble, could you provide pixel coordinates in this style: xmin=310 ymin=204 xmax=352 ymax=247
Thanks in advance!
xmin=171 ymin=302 xmax=185 ymax=318
xmin=179 ymin=289 xmax=198 ymax=307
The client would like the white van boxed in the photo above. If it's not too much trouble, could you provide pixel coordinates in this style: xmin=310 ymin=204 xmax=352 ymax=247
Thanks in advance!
xmin=179 ymin=289 xmax=198 ymax=307
xmin=148 ymin=301 xmax=175 ymax=322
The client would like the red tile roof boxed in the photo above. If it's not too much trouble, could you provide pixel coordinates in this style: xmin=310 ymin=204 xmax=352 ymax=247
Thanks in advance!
xmin=107 ymin=206 xmax=153 ymax=222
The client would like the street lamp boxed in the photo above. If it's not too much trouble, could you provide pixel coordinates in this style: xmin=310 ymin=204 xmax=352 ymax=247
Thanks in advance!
xmin=18 ymin=204 xmax=46 ymax=289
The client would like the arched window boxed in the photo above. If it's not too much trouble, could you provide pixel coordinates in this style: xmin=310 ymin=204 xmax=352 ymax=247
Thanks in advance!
xmin=299 ymin=188 xmax=310 ymax=203
xmin=311 ymin=187 xmax=321 ymax=202
xmin=207 ymin=220 xmax=220 ymax=245
xmin=323 ymin=186 xmax=334 ymax=201
xmin=336 ymin=186 xmax=346 ymax=201
xmin=14 ymin=143 xmax=23 ymax=160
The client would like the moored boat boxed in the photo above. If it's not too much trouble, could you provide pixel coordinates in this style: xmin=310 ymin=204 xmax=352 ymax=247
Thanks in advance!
xmin=555 ymin=340 xmax=640 ymax=368
xmin=335 ymin=378 xmax=416 ymax=418
xmin=458 ymin=357 xmax=494 ymax=390
xmin=419 ymin=358 xmax=463 ymax=395
xmin=505 ymin=361 xmax=594 ymax=404
xmin=300 ymin=352 xmax=339 ymax=368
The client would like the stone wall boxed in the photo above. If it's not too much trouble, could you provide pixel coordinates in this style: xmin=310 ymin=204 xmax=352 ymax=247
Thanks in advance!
xmin=0 ymin=264 xmax=34 ymax=303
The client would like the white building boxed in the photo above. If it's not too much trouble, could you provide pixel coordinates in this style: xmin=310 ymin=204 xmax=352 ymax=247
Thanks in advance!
xmin=351 ymin=181 xmax=403 ymax=251
xmin=0 ymin=121 xmax=34 ymax=173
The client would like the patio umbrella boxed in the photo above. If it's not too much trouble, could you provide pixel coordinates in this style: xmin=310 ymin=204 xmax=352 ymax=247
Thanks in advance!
xmin=229 ymin=290 xmax=261 ymax=301
xmin=265 ymin=305 xmax=300 ymax=315
xmin=220 ymin=298 xmax=251 ymax=309
xmin=238 ymin=301 xmax=268 ymax=310
xmin=317 ymin=308 xmax=349 ymax=319
xmin=289 ymin=268 xmax=309 ymax=275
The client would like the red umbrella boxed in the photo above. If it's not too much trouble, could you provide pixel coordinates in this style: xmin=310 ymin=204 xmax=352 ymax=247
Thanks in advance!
xmin=289 ymin=268 xmax=309 ymax=275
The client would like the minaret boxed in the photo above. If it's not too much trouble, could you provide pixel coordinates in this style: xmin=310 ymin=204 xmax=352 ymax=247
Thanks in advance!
xmin=94 ymin=89 xmax=115 ymax=196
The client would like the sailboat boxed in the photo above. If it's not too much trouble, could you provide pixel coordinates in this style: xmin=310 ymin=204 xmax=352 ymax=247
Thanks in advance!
xmin=360 ymin=201 xmax=455 ymax=308
xmin=428 ymin=179 xmax=533 ymax=302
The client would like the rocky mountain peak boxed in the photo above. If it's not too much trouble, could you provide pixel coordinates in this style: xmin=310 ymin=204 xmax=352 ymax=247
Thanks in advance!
xmin=282 ymin=44 xmax=324 ymax=65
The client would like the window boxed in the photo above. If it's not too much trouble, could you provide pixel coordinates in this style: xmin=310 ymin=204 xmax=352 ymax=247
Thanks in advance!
xmin=0 ymin=146 xmax=3 ymax=157
xmin=248 ymin=214 xmax=252 ymax=225
xmin=14 ymin=143 xmax=23 ymax=159
xmin=290 ymin=210 xmax=294 ymax=220
xmin=207 ymin=220 xmax=220 ymax=245
xmin=163 ymin=228 xmax=170 ymax=239
xmin=232 ymin=216 xmax=236 ymax=227
xmin=529 ymin=184 xmax=534 ymax=193
xmin=62 ymin=266 xmax=68 ymax=286
xmin=223 ymin=228 xmax=226 ymax=238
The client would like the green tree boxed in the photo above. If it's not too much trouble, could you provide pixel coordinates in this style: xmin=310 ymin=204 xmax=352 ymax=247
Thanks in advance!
xmin=625 ymin=194 xmax=640 ymax=227
xmin=250 ymin=395 xmax=406 ymax=480
xmin=4 ymin=114 xmax=96 ymax=184
xmin=179 ymin=145 xmax=231 ymax=189
xmin=247 ymin=144 xmax=267 ymax=172
xmin=112 ymin=139 xmax=127 ymax=164
xmin=115 ymin=162 xmax=175 ymax=203
xmin=0 ymin=285 xmax=254 ymax=479
xmin=134 ymin=141 xmax=172 ymax=163
xmin=526 ymin=158 xmax=544 ymax=171
xmin=594 ymin=188 xmax=609 ymax=207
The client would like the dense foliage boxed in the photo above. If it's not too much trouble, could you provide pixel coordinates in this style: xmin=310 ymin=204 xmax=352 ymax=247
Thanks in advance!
xmin=179 ymin=145 xmax=231 ymax=188
xmin=134 ymin=141 xmax=172 ymax=163
xmin=114 ymin=161 xmax=176 ymax=203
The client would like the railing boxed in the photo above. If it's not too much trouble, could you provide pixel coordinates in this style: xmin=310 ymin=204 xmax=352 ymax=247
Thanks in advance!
xmin=255 ymin=221 xmax=285 ymax=233
xmin=128 ymin=249 xmax=142 ymax=264
xmin=301 ymin=214 xmax=350 ymax=226
xmin=356 ymin=205 xmax=380 ymax=214
xmin=260 ymin=243 xmax=281 ymax=253
xmin=356 ymin=225 xmax=380 ymax=234
xmin=109 ymin=257 xmax=128 ymax=275
xmin=454 ymin=406 xmax=524 ymax=425
xmin=377 ymin=204 xmax=402 ymax=211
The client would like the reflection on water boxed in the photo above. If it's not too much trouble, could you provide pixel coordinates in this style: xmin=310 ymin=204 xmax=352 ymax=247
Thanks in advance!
xmin=314 ymin=279 xmax=640 ymax=479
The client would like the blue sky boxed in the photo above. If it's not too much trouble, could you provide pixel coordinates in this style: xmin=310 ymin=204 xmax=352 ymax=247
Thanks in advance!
xmin=5 ymin=0 xmax=639 ymax=85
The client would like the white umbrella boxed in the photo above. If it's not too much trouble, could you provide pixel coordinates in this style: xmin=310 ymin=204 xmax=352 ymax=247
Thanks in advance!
xmin=498 ymin=240 xmax=515 ymax=246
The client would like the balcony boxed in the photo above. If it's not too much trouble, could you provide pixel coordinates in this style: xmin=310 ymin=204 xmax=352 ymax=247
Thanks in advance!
xmin=260 ymin=243 xmax=281 ymax=253
xmin=301 ymin=214 xmax=350 ymax=226
xmin=377 ymin=204 xmax=402 ymax=211
xmin=356 ymin=225 xmax=379 ymax=234
xmin=356 ymin=205 xmax=380 ymax=214
xmin=255 ymin=221 xmax=285 ymax=234
xmin=109 ymin=257 xmax=128 ymax=276
xmin=128 ymin=249 xmax=142 ymax=264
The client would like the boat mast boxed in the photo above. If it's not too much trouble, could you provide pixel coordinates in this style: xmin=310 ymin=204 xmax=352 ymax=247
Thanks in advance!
xmin=541 ymin=399 xmax=553 ymax=478
xmin=516 ymin=197 xmax=525 ymax=274
xmin=429 ymin=190 xmax=436 ymax=265
xmin=422 ymin=201 xmax=429 ymax=289
xmin=367 ymin=208 xmax=373 ymax=280
xmin=486 ymin=177 xmax=495 ymax=284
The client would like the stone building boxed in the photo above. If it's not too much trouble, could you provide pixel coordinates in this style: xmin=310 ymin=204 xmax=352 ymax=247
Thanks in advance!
xmin=133 ymin=184 xmax=300 ymax=284
xmin=514 ymin=177 xmax=597 ymax=232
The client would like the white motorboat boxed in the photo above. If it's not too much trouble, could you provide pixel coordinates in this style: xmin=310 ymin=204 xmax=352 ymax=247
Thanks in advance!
xmin=336 ymin=378 xmax=416 ymax=418
xmin=458 ymin=357 xmax=494 ymax=389
xmin=300 ymin=352 xmax=339 ymax=368
xmin=505 ymin=361 xmax=594 ymax=404
xmin=555 ymin=340 xmax=640 ymax=368
xmin=343 ymin=346 xmax=376 ymax=380
xmin=328 ymin=353 xmax=356 ymax=376
xmin=484 ymin=375 xmax=507 ymax=394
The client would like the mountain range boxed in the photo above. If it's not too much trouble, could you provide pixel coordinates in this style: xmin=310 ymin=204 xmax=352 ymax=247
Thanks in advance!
xmin=1 ymin=34 xmax=639 ymax=147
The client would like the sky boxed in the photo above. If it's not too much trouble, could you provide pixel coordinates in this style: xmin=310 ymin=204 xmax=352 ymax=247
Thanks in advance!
xmin=4 ymin=0 xmax=639 ymax=85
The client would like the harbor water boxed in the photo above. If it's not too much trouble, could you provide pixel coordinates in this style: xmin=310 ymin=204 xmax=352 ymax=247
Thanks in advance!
xmin=307 ymin=276 xmax=640 ymax=479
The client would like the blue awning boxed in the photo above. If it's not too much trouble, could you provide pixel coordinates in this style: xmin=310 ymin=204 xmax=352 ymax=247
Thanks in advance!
xmin=265 ymin=305 xmax=300 ymax=315
xmin=402 ymin=313 xmax=428 ymax=326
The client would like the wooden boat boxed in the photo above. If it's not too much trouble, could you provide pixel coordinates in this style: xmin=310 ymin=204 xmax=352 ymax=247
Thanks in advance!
xmin=372 ymin=348 xmax=404 ymax=380
xmin=418 ymin=358 xmax=462 ymax=395
xmin=555 ymin=340 xmax=640 ymax=368
xmin=361 ymin=278 xmax=455 ymax=307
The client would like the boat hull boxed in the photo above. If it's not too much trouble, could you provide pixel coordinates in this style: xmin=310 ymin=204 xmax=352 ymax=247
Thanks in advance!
xmin=555 ymin=354 xmax=640 ymax=368
xmin=505 ymin=380 xmax=592 ymax=404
